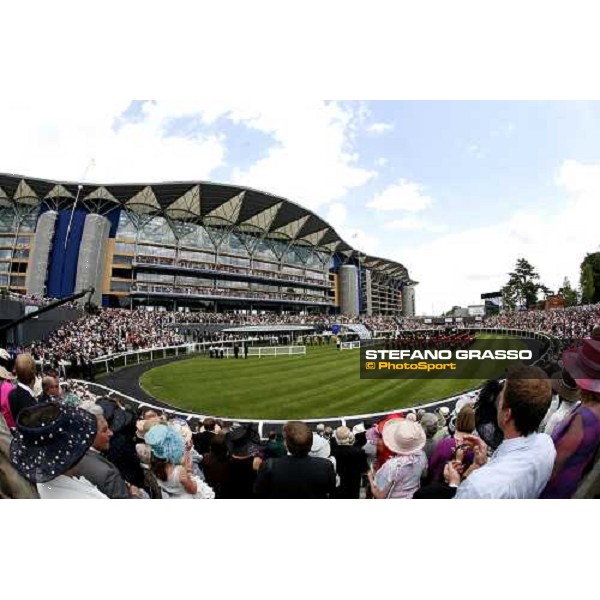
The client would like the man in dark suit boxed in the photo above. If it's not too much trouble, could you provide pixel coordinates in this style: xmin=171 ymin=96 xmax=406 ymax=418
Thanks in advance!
xmin=73 ymin=405 xmax=138 ymax=499
xmin=254 ymin=421 xmax=336 ymax=499
xmin=8 ymin=354 xmax=37 ymax=424
xmin=193 ymin=417 xmax=216 ymax=456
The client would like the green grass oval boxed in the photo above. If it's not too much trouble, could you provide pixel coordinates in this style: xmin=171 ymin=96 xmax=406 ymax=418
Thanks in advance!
xmin=139 ymin=343 xmax=504 ymax=420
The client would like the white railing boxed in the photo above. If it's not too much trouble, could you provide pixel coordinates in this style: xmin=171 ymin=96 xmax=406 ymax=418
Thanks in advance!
xmin=246 ymin=345 xmax=306 ymax=358
xmin=91 ymin=343 xmax=197 ymax=375
xmin=211 ymin=345 xmax=306 ymax=358
xmin=90 ymin=340 xmax=308 ymax=374
xmin=339 ymin=341 xmax=361 ymax=350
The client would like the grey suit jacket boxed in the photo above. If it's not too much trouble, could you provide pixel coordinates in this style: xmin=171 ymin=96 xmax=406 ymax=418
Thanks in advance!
xmin=73 ymin=450 xmax=131 ymax=499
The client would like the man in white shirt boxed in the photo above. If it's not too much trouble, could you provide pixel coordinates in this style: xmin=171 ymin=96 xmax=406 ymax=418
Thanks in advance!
xmin=448 ymin=365 xmax=556 ymax=499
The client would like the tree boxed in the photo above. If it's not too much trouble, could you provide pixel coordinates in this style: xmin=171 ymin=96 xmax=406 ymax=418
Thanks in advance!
xmin=501 ymin=258 xmax=548 ymax=310
xmin=580 ymin=252 xmax=600 ymax=304
xmin=558 ymin=276 xmax=578 ymax=307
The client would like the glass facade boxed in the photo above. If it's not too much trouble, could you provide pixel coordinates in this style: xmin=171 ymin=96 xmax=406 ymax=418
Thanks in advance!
xmin=0 ymin=174 xmax=409 ymax=313
xmin=0 ymin=203 xmax=39 ymax=292
xmin=113 ymin=210 xmax=336 ymax=308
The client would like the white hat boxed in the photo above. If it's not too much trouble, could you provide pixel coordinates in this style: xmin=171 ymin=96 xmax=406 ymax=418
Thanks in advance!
xmin=382 ymin=419 xmax=426 ymax=456
xmin=309 ymin=433 xmax=331 ymax=458
xmin=352 ymin=423 xmax=366 ymax=435
xmin=334 ymin=426 xmax=354 ymax=445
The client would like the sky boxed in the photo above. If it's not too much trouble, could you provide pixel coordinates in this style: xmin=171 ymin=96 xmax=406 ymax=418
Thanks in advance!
xmin=1 ymin=100 xmax=599 ymax=315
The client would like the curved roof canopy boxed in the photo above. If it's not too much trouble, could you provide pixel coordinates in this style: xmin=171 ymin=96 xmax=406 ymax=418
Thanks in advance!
xmin=0 ymin=172 xmax=415 ymax=284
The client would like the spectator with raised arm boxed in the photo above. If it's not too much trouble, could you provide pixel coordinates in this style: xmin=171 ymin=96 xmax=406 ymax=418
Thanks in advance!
xmin=447 ymin=365 xmax=555 ymax=499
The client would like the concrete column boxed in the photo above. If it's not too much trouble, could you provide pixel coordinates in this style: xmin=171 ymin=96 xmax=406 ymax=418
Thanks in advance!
xmin=402 ymin=284 xmax=416 ymax=317
xmin=339 ymin=264 xmax=359 ymax=315
xmin=26 ymin=210 xmax=57 ymax=298
xmin=75 ymin=213 xmax=111 ymax=306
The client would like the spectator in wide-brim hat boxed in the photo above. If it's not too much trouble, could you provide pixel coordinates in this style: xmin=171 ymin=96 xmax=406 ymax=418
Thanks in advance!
xmin=225 ymin=424 xmax=262 ymax=498
xmin=541 ymin=339 xmax=600 ymax=498
xmin=145 ymin=423 xmax=214 ymax=499
xmin=368 ymin=419 xmax=428 ymax=499
xmin=540 ymin=368 xmax=580 ymax=435
xmin=10 ymin=402 xmax=107 ymax=499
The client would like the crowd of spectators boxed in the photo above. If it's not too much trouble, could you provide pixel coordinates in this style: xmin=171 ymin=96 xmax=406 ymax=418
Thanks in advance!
xmin=5 ymin=309 xmax=186 ymax=377
xmin=481 ymin=303 xmax=600 ymax=343
xmin=2 ymin=300 xmax=600 ymax=499
xmin=2 ymin=305 xmax=402 ymax=379
xmin=2 ymin=345 xmax=599 ymax=499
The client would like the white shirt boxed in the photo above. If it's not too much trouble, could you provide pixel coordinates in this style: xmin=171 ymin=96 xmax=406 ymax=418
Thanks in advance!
xmin=454 ymin=433 xmax=556 ymax=499
xmin=37 ymin=474 xmax=108 ymax=499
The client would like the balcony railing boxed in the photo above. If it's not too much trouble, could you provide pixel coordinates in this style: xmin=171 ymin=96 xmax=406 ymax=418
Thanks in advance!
xmin=131 ymin=255 xmax=330 ymax=289
xmin=130 ymin=282 xmax=334 ymax=306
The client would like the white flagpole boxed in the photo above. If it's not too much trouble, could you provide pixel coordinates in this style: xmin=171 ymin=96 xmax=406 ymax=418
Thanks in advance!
xmin=64 ymin=158 xmax=95 ymax=250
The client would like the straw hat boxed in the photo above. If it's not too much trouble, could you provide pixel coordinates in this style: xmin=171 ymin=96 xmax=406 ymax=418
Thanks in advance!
xmin=334 ymin=426 xmax=354 ymax=445
xmin=382 ymin=418 xmax=426 ymax=456
xmin=0 ymin=365 xmax=15 ymax=380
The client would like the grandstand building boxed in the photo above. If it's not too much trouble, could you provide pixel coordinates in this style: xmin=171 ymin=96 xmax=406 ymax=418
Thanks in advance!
xmin=0 ymin=173 xmax=417 ymax=315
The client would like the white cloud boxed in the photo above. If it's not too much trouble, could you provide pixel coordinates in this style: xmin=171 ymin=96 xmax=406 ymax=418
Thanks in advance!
xmin=367 ymin=122 xmax=394 ymax=134
xmin=466 ymin=143 xmax=484 ymax=159
xmin=367 ymin=179 xmax=434 ymax=212
xmin=375 ymin=157 xmax=388 ymax=167
xmin=385 ymin=217 xmax=447 ymax=233
xmin=0 ymin=101 xmax=376 ymax=216
xmin=555 ymin=159 xmax=600 ymax=194
xmin=344 ymin=228 xmax=380 ymax=255
xmin=325 ymin=202 xmax=379 ymax=255
xmin=325 ymin=202 xmax=348 ymax=226
xmin=384 ymin=159 xmax=600 ymax=315
xmin=0 ymin=100 xmax=227 ymax=183
xmin=229 ymin=101 xmax=377 ymax=210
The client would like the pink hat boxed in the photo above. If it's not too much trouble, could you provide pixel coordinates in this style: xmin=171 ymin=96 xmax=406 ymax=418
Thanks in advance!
xmin=562 ymin=339 xmax=600 ymax=393
xmin=382 ymin=419 xmax=426 ymax=456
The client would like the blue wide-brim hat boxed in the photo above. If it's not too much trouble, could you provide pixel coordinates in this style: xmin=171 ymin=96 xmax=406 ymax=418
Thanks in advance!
xmin=10 ymin=402 xmax=97 ymax=484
